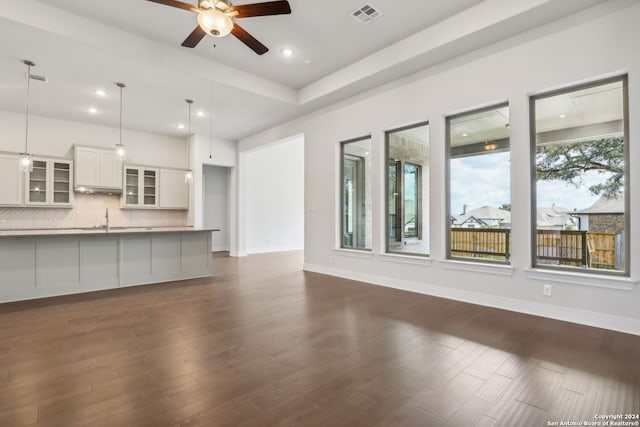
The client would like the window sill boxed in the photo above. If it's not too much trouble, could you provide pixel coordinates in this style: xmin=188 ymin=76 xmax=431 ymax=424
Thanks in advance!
xmin=440 ymin=259 xmax=514 ymax=276
xmin=379 ymin=253 xmax=432 ymax=266
xmin=333 ymin=248 xmax=374 ymax=259
xmin=526 ymin=269 xmax=637 ymax=291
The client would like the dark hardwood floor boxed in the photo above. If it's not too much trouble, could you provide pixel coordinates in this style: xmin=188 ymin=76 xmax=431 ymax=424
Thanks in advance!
xmin=0 ymin=251 xmax=638 ymax=426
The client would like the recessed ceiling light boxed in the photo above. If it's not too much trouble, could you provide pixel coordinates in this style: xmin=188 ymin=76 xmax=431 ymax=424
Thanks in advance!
xmin=94 ymin=89 xmax=107 ymax=97
xmin=196 ymin=111 xmax=205 ymax=117
xmin=87 ymin=107 xmax=98 ymax=114
xmin=281 ymin=48 xmax=294 ymax=57
xmin=462 ymin=133 xmax=468 ymax=137
xmin=177 ymin=123 xmax=185 ymax=129
xmin=559 ymin=114 xmax=566 ymax=118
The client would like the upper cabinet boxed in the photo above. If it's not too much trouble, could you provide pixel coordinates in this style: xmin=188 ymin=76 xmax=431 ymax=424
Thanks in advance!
xmin=159 ymin=169 xmax=189 ymax=210
xmin=0 ymin=154 xmax=24 ymax=206
xmin=0 ymin=154 xmax=73 ymax=207
xmin=25 ymin=158 xmax=73 ymax=207
xmin=74 ymin=146 xmax=122 ymax=191
xmin=123 ymin=166 xmax=158 ymax=208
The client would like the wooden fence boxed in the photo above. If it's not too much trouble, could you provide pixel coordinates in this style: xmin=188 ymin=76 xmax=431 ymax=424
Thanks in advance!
xmin=450 ymin=228 xmax=510 ymax=261
xmin=451 ymin=228 xmax=621 ymax=269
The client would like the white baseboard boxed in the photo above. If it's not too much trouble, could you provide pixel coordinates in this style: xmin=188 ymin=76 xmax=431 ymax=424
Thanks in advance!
xmin=303 ymin=263 xmax=640 ymax=336
xmin=248 ymin=245 xmax=304 ymax=255
xmin=211 ymin=245 xmax=230 ymax=252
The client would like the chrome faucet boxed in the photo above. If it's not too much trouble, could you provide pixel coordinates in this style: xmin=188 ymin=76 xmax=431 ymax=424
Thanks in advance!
xmin=105 ymin=208 xmax=110 ymax=232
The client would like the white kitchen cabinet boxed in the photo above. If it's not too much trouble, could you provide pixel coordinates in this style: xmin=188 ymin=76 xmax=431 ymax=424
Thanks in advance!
xmin=74 ymin=146 xmax=122 ymax=191
xmin=123 ymin=166 xmax=158 ymax=208
xmin=25 ymin=158 xmax=73 ymax=207
xmin=159 ymin=169 xmax=189 ymax=209
xmin=0 ymin=154 xmax=23 ymax=206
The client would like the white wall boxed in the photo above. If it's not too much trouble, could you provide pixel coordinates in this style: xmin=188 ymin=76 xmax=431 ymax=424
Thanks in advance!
xmin=245 ymin=136 xmax=304 ymax=254
xmin=0 ymin=111 xmax=187 ymax=168
xmin=203 ymin=165 xmax=230 ymax=251
xmin=238 ymin=2 xmax=640 ymax=335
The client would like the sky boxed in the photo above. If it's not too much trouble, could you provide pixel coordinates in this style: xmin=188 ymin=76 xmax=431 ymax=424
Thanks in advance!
xmin=450 ymin=151 xmax=605 ymax=215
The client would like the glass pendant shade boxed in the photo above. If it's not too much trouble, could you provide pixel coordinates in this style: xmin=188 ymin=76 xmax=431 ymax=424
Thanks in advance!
xmin=19 ymin=153 xmax=33 ymax=173
xmin=197 ymin=9 xmax=233 ymax=37
xmin=116 ymin=143 xmax=127 ymax=161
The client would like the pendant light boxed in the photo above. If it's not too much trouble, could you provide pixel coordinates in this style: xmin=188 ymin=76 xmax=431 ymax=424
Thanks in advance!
xmin=20 ymin=60 xmax=35 ymax=173
xmin=115 ymin=82 xmax=126 ymax=161
xmin=185 ymin=99 xmax=194 ymax=184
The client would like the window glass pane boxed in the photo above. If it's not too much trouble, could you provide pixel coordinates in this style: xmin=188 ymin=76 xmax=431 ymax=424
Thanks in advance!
xmin=533 ymin=78 xmax=627 ymax=273
xmin=342 ymin=138 xmax=372 ymax=250
xmin=386 ymin=123 xmax=429 ymax=256
xmin=448 ymin=105 xmax=510 ymax=262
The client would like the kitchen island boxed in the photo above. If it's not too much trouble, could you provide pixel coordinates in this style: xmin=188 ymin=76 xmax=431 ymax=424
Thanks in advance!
xmin=0 ymin=227 xmax=218 ymax=303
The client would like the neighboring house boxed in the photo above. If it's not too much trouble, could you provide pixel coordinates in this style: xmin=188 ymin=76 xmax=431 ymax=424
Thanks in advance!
xmin=453 ymin=206 xmax=511 ymax=229
xmin=575 ymin=193 xmax=625 ymax=233
xmin=536 ymin=204 xmax=577 ymax=230
xmin=453 ymin=204 xmax=578 ymax=230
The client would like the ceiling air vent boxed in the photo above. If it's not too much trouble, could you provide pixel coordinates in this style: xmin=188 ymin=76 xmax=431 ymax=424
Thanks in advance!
xmin=351 ymin=3 xmax=381 ymax=24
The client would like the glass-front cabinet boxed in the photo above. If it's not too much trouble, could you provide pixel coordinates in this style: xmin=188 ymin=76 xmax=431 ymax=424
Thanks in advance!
xmin=25 ymin=158 xmax=73 ymax=206
xmin=123 ymin=166 xmax=158 ymax=208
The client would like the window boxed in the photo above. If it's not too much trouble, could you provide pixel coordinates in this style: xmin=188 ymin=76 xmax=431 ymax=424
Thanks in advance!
xmin=341 ymin=137 xmax=372 ymax=250
xmin=531 ymin=76 xmax=628 ymax=275
xmin=386 ymin=122 xmax=430 ymax=256
xmin=446 ymin=104 xmax=511 ymax=263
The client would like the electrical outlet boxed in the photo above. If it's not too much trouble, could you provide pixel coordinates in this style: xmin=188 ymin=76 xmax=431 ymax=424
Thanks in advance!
xmin=543 ymin=284 xmax=552 ymax=297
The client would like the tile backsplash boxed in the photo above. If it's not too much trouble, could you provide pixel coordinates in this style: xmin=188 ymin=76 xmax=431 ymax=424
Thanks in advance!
xmin=0 ymin=194 xmax=188 ymax=229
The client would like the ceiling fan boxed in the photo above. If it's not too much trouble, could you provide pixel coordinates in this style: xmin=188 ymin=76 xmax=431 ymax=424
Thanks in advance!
xmin=146 ymin=0 xmax=291 ymax=55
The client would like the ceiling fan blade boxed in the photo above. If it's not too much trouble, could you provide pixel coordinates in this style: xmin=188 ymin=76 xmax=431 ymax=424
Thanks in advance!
xmin=145 ymin=0 xmax=199 ymax=13
xmin=229 ymin=1 xmax=291 ymax=18
xmin=231 ymin=24 xmax=268 ymax=55
xmin=182 ymin=26 xmax=207 ymax=48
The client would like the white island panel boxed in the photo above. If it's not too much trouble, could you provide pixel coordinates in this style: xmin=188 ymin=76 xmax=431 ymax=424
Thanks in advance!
xmin=36 ymin=238 xmax=80 ymax=289
xmin=121 ymin=235 xmax=153 ymax=286
xmin=152 ymin=234 xmax=182 ymax=281
xmin=80 ymin=237 xmax=119 ymax=290
xmin=181 ymin=232 xmax=211 ymax=277
xmin=0 ymin=238 xmax=36 ymax=292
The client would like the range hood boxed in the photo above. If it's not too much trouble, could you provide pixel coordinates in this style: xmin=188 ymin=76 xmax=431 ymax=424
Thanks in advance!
xmin=73 ymin=145 xmax=123 ymax=194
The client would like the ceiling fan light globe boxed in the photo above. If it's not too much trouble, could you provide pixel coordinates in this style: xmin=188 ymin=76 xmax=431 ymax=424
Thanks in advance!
xmin=197 ymin=9 xmax=233 ymax=38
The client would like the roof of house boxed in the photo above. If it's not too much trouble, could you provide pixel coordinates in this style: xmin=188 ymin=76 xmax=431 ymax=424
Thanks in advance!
xmin=454 ymin=206 xmax=511 ymax=226
xmin=575 ymin=193 xmax=624 ymax=214
xmin=537 ymin=205 xmax=576 ymax=228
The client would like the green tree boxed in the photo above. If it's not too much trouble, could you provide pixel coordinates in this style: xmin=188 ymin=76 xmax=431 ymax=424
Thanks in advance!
xmin=536 ymin=137 xmax=623 ymax=198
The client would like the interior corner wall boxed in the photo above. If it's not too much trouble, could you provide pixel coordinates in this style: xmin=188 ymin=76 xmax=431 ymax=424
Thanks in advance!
xmin=203 ymin=165 xmax=231 ymax=251
xmin=190 ymin=134 xmax=236 ymax=219
xmin=244 ymin=136 xmax=304 ymax=254
xmin=237 ymin=2 xmax=640 ymax=335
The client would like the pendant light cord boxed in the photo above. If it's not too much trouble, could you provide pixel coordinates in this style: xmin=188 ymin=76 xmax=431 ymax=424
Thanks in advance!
xmin=24 ymin=60 xmax=34 ymax=154
xmin=186 ymin=99 xmax=193 ymax=163
xmin=209 ymin=43 xmax=215 ymax=159
xmin=119 ymin=84 xmax=123 ymax=146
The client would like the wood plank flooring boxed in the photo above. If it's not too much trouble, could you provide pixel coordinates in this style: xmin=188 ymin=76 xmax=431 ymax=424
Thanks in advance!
xmin=0 ymin=251 xmax=638 ymax=426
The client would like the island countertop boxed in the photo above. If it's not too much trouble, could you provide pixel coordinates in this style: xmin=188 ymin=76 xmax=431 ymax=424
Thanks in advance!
xmin=0 ymin=226 xmax=220 ymax=237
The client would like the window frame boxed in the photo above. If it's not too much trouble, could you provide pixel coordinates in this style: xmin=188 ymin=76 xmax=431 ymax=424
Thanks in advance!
xmin=445 ymin=102 xmax=511 ymax=265
xmin=529 ymin=75 xmax=630 ymax=277
xmin=340 ymin=135 xmax=372 ymax=251
xmin=384 ymin=121 xmax=430 ymax=257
